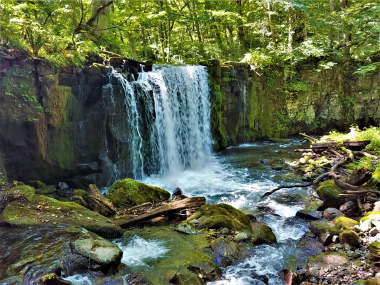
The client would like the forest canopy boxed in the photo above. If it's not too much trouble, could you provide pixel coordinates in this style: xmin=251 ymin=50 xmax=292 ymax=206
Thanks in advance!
xmin=0 ymin=0 xmax=379 ymax=70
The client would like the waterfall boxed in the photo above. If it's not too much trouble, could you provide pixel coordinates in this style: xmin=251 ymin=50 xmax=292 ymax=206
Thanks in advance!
xmin=107 ymin=65 xmax=212 ymax=179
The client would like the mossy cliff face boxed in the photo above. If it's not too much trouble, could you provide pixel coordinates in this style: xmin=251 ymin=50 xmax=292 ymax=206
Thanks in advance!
xmin=207 ymin=61 xmax=380 ymax=149
xmin=0 ymin=58 xmax=149 ymax=187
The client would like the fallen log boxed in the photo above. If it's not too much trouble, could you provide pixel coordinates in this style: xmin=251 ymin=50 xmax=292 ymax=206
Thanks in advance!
xmin=114 ymin=197 xmax=206 ymax=227
xmin=342 ymin=140 xmax=370 ymax=151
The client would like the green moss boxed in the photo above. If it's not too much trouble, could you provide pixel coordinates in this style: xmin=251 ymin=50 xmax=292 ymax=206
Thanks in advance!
xmin=339 ymin=230 xmax=360 ymax=247
xmin=310 ymin=219 xmax=341 ymax=235
xmin=122 ymin=226 xmax=217 ymax=284
xmin=0 ymin=187 xmax=123 ymax=237
xmin=316 ymin=180 xmax=344 ymax=207
xmin=107 ymin=178 xmax=170 ymax=207
xmin=333 ymin=216 xmax=359 ymax=230
xmin=186 ymin=204 xmax=252 ymax=233
xmin=250 ymin=222 xmax=277 ymax=244
xmin=73 ymin=189 xmax=88 ymax=197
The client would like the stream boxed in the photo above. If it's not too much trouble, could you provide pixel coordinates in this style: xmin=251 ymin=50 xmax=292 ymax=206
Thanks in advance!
xmin=142 ymin=139 xmax=311 ymax=284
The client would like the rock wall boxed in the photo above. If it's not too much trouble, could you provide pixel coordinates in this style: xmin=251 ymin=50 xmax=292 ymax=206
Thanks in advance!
xmin=0 ymin=58 xmax=150 ymax=186
xmin=208 ymin=61 xmax=380 ymax=149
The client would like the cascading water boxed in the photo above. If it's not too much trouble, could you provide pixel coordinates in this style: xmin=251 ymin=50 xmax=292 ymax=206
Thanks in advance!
xmin=107 ymin=65 xmax=212 ymax=179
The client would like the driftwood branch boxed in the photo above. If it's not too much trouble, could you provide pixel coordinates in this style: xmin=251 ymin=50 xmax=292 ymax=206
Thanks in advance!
xmin=300 ymin=133 xmax=318 ymax=143
xmin=114 ymin=197 xmax=206 ymax=227
xmin=261 ymin=157 xmax=348 ymax=199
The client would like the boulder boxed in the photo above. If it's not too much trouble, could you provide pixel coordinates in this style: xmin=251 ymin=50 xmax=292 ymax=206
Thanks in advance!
xmin=333 ymin=216 xmax=359 ymax=230
xmin=73 ymin=231 xmax=122 ymax=265
xmin=250 ymin=222 xmax=277 ymax=244
xmin=107 ymin=178 xmax=170 ymax=207
xmin=339 ymin=200 xmax=359 ymax=217
xmin=339 ymin=230 xmax=360 ymax=248
xmin=323 ymin=208 xmax=344 ymax=220
xmin=0 ymin=184 xmax=123 ymax=238
xmin=184 ymin=204 xmax=252 ymax=233
xmin=316 ymin=180 xmax=344 ymax=208
xmin=210 ymin=238 xmax=240 ymax=267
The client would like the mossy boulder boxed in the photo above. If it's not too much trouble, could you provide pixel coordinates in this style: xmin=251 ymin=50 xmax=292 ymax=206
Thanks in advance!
xmin=107 ymin=178 xmax=170 ymax=207
xmin=316 ymin=180 xmax=344 ymax=208
xmin=339 ymin=230 xmax=360 ymax=248
xmin=333 ymin=216 xmax=359 ymax=230
xmin=250 ymin=222 xmax=277 ymax=244
xmin=310 ymin=219 xmax=340 ymax=236
xmin=0 ymin=185 xmax=123 ymax=238
xmin=185 ymin=204 xmax=252 ymax=233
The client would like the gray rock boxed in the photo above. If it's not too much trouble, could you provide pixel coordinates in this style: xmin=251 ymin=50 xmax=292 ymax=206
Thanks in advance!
xmin=73 ymin=232 xmax=122 ymax=265
xmin=323 ymin=208 xmax=344 ymax=220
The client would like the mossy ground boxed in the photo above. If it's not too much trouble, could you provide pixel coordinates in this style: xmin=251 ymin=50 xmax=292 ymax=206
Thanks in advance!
xmin=0 ymin=184 xmax=122 ymax=237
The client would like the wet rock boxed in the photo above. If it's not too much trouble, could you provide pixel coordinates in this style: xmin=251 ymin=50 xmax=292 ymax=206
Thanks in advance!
xmin=124 ymin=273 xmax=152 ymax=285
xmin=261 ymin=159 xmax=270 ymax=165
xmin=73 ymin=231 xmax=122 ymax=265
xmin=323 ymin=208 xmax=344 ymax=220
xmin=339 ymin=201 xmax=359 ymax=217
xmin=211 ymin=238 xmax=240 ymax=267
xmin=0 ymin=185 xmax=123 ymax=238
xmin=107 ymin=178 xmax=170 ymax=207
xmin=339 ymin=230 xmax=360 ymax=248
xmin=175 ymin=223 xmax=201 ymax=235
xmin=303 ymin=197 xmax=324 ymax=212
xmin=170 ymin=267 xmax=204 ymax=285
xmin=188 ymin=262 xmax=222 ymax=281
xmin=271 ymin=165 xmax=283 ymax=171
xmin=173 ymin=187 xmax=183 ymax=197
xmin=310 ymin=220 xmax=340 ymax=236
xmin=250 ymin=222 xmax=277 ymax=244
xmin=0 ymin=225 xmax=121 ymax=284
xmin=316 ymin=180 xmax=345 ymax=208
xmin=296 ymin=210 xmax=322 ymax=220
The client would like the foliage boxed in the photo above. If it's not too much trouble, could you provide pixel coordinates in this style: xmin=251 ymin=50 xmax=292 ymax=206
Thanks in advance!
xmin=0 ymin=0 xmax=379 ymax=67
xmin=323 ymin=126 xmax=380 ymax=154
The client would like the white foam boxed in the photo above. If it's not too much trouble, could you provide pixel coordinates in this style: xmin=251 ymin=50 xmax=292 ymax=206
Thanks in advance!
xmin=63 ymin=274 xmax=92 ymax=285
xmin=114 ymin=236 xmax=169 ymax=267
